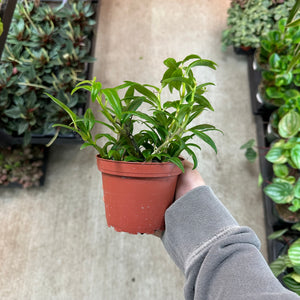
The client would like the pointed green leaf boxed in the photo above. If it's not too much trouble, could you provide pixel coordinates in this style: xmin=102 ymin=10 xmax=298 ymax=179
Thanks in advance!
xmin=268 ymin=228 xmax=288 ymax=240
xmin=240 ymin=139 xmax=255 ymax=149
xmin=102 ymin=88 xmax=122 ymax=120
xmin=45 ymin=93 xmax=78 ymax=126
xmin=168 ymin=157 xmax=184 ymax=173
xmin=191 ymin=130 xmax=217 ymax=153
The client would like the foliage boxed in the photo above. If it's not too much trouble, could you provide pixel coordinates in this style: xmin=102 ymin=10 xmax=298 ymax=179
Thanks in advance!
xmin=269 ymin=228 xmax=300 ymax=295
xmin=47 ymin=54 xmax=221 ymax=171
xmin=222 ymin=0 xmax=295 ymax=50
xmin=240 ymin=139 xmax=257 ymax=162
xmin=0 ymin=145 xmax=44 ymax=188
xmin=257 ymin=17 xmax=300 ymax=107
xmin=0 ymin=0 xmax=96 ymax=145
xmin=266 ymin=138 xmax=300 ymax=168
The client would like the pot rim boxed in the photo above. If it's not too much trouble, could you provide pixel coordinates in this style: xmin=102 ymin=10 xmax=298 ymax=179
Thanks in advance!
xmin=96 ymin=155 xmax=183 ymax=177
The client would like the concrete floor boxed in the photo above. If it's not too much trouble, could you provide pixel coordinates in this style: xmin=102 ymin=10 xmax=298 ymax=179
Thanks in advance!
xmin=0 ymin=0 xmax=266 ymax=299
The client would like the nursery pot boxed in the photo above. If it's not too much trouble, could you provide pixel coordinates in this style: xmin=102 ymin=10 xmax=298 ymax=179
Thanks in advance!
xmin=96 ymin=156 xmax=182 ymax=234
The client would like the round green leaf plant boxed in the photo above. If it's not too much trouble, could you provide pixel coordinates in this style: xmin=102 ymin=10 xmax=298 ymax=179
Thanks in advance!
xmin=269 ymin=230 xmax=300 ymax=296
xmin=46 ymin=54 xmax=222 ymax=172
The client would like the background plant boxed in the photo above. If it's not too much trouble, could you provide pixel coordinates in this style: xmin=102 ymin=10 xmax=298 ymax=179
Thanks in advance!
xmin=47 ymin=54 xmax=221 ymax=171
xmin=0 ymin=0 xmax=96 ymax=144
xmin=222 ymin=0 xmax=296 ymax=50
xmin=269 ymin=226 xmax=300 ymax=295
xmin=0 ymin=145 xmax=44 ymax=188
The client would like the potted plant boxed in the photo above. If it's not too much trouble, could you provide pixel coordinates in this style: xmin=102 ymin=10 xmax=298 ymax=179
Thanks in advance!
xmin=0 ymin=0 xmax=96 ymax=145
xmin=46 ymin=54 xmax=221 ymax=234
xmin=269 ymin=226 xmax=300 ymax=295
xmin=263 ymin=138 xmax=300 ymax=222
xmin=221 ymin=0 xmax=293 ymax=53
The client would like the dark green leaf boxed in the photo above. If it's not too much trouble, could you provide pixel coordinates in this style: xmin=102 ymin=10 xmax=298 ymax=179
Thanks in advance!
xmin=245 ymin=148 xmax=257 ymax=162
xmin=268 ymin=229 xmax=288 ymax=240
xmin=191 ymin=130 xmax=217 ymax=153
xmin=240 ymin=139 xmax=255 ymax=149
xmin=168 ymin=157 xmax=184 ymax=173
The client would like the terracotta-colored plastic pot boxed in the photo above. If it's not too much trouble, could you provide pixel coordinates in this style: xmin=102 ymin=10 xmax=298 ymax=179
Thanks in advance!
xmin=96 ymin=156 xmax=182 ymax=234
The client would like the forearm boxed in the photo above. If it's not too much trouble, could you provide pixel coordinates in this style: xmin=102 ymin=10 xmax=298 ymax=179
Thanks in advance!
xmin=162 ymin=186 xmax=300 ymax=300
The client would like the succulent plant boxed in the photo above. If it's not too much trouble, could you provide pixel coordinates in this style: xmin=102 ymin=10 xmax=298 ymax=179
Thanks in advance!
xmin=0 ymin=0 xmax=96 ymax=145
xmin=0 ymin=145 xmax=44 ymax=188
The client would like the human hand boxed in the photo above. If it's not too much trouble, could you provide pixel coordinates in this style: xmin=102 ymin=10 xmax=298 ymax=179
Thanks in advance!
xmin=175 ymin=159 xmax=205 ymax=200
xmin=153 ymin=159 xmax=205 ymax=237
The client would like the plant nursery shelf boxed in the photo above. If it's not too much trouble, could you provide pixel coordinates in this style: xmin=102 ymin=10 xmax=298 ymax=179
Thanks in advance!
xmin=248 ymin=58 xmax=300 ymax=263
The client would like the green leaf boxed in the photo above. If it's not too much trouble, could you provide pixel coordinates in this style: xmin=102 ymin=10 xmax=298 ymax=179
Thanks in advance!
xmin=287 ymin=0 xmax=300 ymax=24
xmin=292 ymin=222 xmax=300 ymax=232
xmin=268 ymin=228 xmax=288 ymax=240
xmin=163 ymin=57 xmax=178 ymax=68
xmin=185 ymin=58 xmax=217 ymax=74
xmin=95 ymin=133 xmax=117 ymax=142
xmin=264 ymin=182 xmax=294 ymax=204
xmin=45 ymin=93 xmax=78 ymax=127
xmin=269 ymin=53 xmax=281 ymax=69
xmin=287 ymin=18 xmax=300 ymax=28
xmin=279 ymin=111 xmax=300 ymax=138
xmin=283 ymin=274 xmax=300 ymax=295
xmin=182 ymin=54 xmax=201 ymax=63
xmin=84 ymin=108 xmax=95 ymax=131
xmin=191 ymin=130 xmax=217 ymax=153
xmin=273 ymin=164 xmax=289 ymax=178
xmin=4 ymin=106 xmax=21 ymax=119
xmin=52 ymin=123 xmax=81 ymax=135
xmin=161 ymin=76 xmax=193 ymax=89
xmin=240 ymin=139 xmax=255 ymax=149
xmin=102 ymin=88 xmax=122 ymax=120
xmin=168 ymin=157 xmax=184 ymax=173
xmin=189 ymin=124 xmax=217 ymax=132
xmin=193 ymin=94 xmax=214 ymax=111
xmin=258 ymin=173 xmax=263 ymax=187
xmin=289 ymin=239 xmax=300 ymax=266
xmin=245 ymin=148 xmax=257 ymax=162
xmin=287 ymin=50 xmax=300 ymax=73
xmin=124 ymin=111 xmax=156 ymax=125
xmin=125 ymin=81 xmax=160 ymax=106
xmin=290 ymin=198 xmax=300 ymax=212
xmin=291 ymin=145 xmax=300 ymax=169
xmin=270 ymin=255 xmax=288 ymax=277
xmin=95 ymin=120 xmax=115 ymax=131
xmin=17 ymin=120 xmax=29 ymax=135
xmin=80 ymin=142 xmax=94 ymax=150
xmin=266 ymin=87 xmax=284 ymax=99
xmin=265 ymin=147 xmax=287 ymax=164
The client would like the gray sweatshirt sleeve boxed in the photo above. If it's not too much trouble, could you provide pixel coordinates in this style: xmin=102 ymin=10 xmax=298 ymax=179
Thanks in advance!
xmin=162 ymin=186 xmax=300 ymax=300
